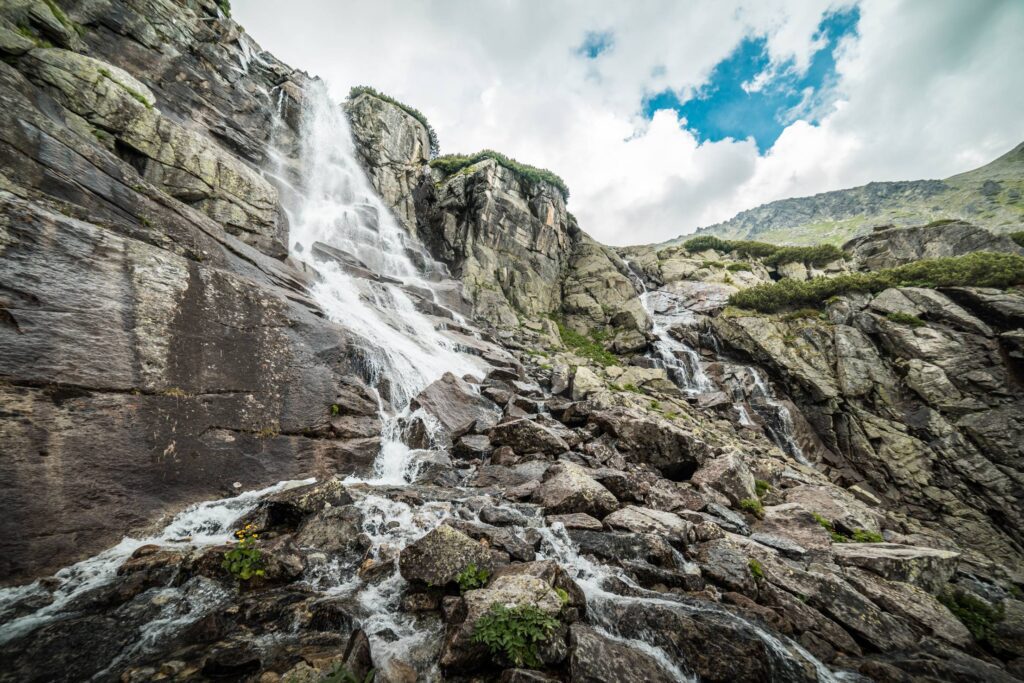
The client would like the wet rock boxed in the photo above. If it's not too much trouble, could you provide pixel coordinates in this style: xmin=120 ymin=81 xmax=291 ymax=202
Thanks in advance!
xmin=410 ymin=372 xmax=499 ymax=443
xmin=448 ymin=519 xmax=536 ymax=562
xmin=479 ymin=505 xmax=531 ymax=527
xmin=546 ymin=513 xmax=604 ymax=531
xmin=568 ymin=530 xmax=675 ymax=567
xmin=398 ymin=525 xmax=492 ymax=587
xmin=500 ymin=669 xmax=561 ymax=682
xmin=293 ymin=505 xmax=365 ymax=558
xmin=831 ymin=543 xmax=959 ymax=593
xmin=491 ymin=418 xmax=570 ymax=456
xmin=550 ymin=364 xmax=572 ymax=396
xmin=452 ymin=434 xmax=493 ymax=461
xmin=533 ymin=462 xmax=618 ymax=517
xmin=693 ymin=539 xmax=758 ymax=594
xmin=568 ymin=624 xmax=677 ymax=682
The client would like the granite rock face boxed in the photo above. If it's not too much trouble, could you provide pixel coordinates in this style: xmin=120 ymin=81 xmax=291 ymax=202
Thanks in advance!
xmin=0 ymin=0 xmax=380 ymax=582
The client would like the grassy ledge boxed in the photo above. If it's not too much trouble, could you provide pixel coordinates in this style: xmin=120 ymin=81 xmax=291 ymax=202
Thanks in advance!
xmin=728 ymin=252 xmax=1024 ymax=313
xmin=430 ymin=150 xmax=570 ymax=201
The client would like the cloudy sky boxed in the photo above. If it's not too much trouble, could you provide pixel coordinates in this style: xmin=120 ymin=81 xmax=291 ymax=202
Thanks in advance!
xmin=236 ymin=0 xmax=1024 ymax=246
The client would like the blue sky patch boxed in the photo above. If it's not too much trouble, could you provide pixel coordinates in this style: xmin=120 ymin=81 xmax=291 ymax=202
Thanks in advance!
xmin=577 ymin=30 xmax=614 ymax=59
xmin=643 ymin=5 xmax=860 ymax=153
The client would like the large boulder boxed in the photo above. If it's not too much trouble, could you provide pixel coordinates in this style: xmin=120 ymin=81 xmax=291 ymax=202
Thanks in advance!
xmin=690 ymin=452 xmax=756 ymax=506
xmin=409 ymin=372 xmax=499 ymax=444
xmin=491 ymin=418 xmax=570 ymax=456
xmin=532 ymin=463 xmax=618 ymax=517
xmin=603 ymin=506 xmax=694 ymax=540
xmin=398 ymin=525 xmax=493 ymax=587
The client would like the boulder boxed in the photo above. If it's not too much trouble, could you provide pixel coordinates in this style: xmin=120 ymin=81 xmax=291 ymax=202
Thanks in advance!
xmin=690 ymin=452 xmax=756 ymax=506
xmin=568 ymin=624 xmax=677 ymax=683
xmin=546 ymin=513 xmax=604 ymax=531
xmin=490 ymin=418 xmax=570 ymax=456
xmin=831 ymin=543 xmax=960 ymax=593
xmin=533 ymin=463 xmax=618 ymax=517
xmin=398 ymin=525 xmax=492 ymax=587
xmin=602 ymin=506 xmax=694 ymax=542
xmin=410 ymin=372 xmax=498 ymax=442
xmin=571 ymin=366 xmax=604 ymax=401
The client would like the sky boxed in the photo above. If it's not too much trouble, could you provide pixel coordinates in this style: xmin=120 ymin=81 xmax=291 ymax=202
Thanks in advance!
xmin=236 ymin=0 xmax=1024 ymax=246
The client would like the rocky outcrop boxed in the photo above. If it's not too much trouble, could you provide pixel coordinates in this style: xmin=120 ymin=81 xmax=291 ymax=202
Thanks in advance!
xmin=711 ymin=285 xmax=1024 ymax=572
xmin=0 ymin=0 xmax=378 ymax=582
xmin=845 ymin=219 xmax=1024 ymax=270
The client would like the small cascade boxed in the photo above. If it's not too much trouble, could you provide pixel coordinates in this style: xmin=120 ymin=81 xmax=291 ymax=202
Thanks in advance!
xmin=728 ymin=366 xmax=810 ymax=465
xmin=624 ymin=262 xmax=714 ymax=394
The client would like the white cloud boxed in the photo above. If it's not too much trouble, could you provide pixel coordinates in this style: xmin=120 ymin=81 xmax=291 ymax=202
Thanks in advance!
xmin=236 ymin=0 xmax=1024 ymax=245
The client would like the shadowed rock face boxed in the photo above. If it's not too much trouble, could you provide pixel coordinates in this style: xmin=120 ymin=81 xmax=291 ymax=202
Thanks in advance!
xmin=0 ymin=0 xmax=380 ymax=582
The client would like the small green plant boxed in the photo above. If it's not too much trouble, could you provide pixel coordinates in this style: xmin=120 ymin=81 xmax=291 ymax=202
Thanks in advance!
xmin=215 ymin=0 xmax=231 ymax=17
xmin=161 ymin=386 xmax=188 ymax=398
xmin=739 ymin=498 xmax=764 ymax=519
xmin=885 ymin=311 xmax=926 ymax=327
xmin=1010 ymin=231 xmax=1024 ymax=249
xmin=748 ymin=558 xmax=764 ymax=581
xmin=649 ymin=400 xmax=662 ymax=411
xmin=555 ymin=587 xmax=570 ymax=605
xmin=812 ymin=512 xmax=847 ymax=543
xmin=455 ymin=563 xmax=490 ymax=592
xmin=850 ymin=529 xmax=883 ymax=543
xmin=473 ymin=603 xmax=560 ymax=668
xmin=320 ymin=663 xmax=374 ymax=683
xmin=754 ymin=479 xmax=771 ymax=498
xmin=621 ymin=383 xmax=642 ymax=394
xmin=222 ymin=524 xmax=265 ymax=581
xmin=330 ymin=403 xmax=341 ymax=416
xmin=939 ymin=590 xmax=1005 ymax=643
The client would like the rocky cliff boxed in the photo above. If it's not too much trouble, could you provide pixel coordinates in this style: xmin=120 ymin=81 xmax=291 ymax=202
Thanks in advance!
xmin=2 ymin=2 xmax=1024 ymax=683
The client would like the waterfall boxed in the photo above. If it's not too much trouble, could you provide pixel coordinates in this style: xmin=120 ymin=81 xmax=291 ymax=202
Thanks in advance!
xmin=281 ymin=82 xmax=485 ymax=483
xmin=624 ymin=262 xmax=714 ymax=394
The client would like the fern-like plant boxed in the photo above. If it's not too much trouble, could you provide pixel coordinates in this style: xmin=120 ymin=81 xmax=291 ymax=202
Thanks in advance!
xmin=455 ymin=563 xmax=490 ymax=592
xmin=473 ymin=603 xmax=560 ymax=668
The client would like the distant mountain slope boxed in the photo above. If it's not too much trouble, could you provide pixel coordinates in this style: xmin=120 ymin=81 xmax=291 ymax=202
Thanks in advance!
xmin=663 ymin=141 xmax=1024 ymax=246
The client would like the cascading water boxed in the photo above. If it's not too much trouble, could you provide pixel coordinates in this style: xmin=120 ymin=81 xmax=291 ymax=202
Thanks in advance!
xmin=280 ymin=82 xmax=485 ymax=483
xmin=624 ymin=263 xmax=714 ymax=394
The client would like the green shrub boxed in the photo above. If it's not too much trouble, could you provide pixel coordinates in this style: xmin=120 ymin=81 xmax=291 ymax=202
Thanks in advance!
xmin=473 ymin=603 xmax=560 ymax=668
xmin=222 ymin=524 xmax=264 ymax=580
xmin=764 ymin=244 xmax=845 ymax=268
xmin=681 ymin=237 xmax=843 ymax=266
xmin=727 ymin=262 xmax=752 ymax=272
xmin=1009 ymin=231 xmax=1024 ymax=248
xmin=456 ymin=563 xmax=490 ymax=592
xmin=554 ymin=319 xmax=618 ymax=367
xmin=739 ymin=498 xmax=764 ymax=519
xmin=215 ymin=0 xmax=231 ymax=17
xmin=781 ymin=308 xmax=821 ymax=321
xmin=885 ymin=311 xmax=926 ymax=327
xmin=754 ymin=479 xmax=771 ymax=498
xmin=349 ymin=85 xmax=439 ymax=158
xmin=939 ymin=591 xmax=1005 ymax=643
xmin=330 ymin=403 xmax=341 ymax=416
xmin=431 ymin=150 xmax=569 ymax=200
xmin=748 ymin=558 xmax=764 ymax=581
xmin=729 ymin=252 xmax=1024 ymax=313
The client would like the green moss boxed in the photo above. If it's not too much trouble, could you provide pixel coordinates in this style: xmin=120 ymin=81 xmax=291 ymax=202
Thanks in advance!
xmin=885 ymin=311 xmax=926 ymax=327
xmin=729 ymin=252 xmax=1024 ymax=313
xmin=939 ymin=591 xmax=1005 ymax=643
xmin=431 ymin=150 xmax=569 ymax=201
xmin=812 ymin=512 xmax=847 ymax=543
xmin=748 ymin=559 xmax=764 ymax=581
xmin=553 ymin=319 xmax=618 ymax=367
xmin=739 ymin=498 xmax=764 ymax=519
xmin=349 ymin=85 xmax=439 ymax=158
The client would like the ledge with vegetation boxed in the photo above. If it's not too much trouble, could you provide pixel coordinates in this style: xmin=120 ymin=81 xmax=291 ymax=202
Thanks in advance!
xmin=348 ymin=85 xmax=440 ymax=158
xmin=678 ymin=235 xmax=846 ymax=268
xmin=430 ymin=150 xmax=570 ymax=201
xmin=728 ymin=251 xmax=1024 ymax=313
